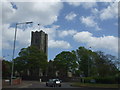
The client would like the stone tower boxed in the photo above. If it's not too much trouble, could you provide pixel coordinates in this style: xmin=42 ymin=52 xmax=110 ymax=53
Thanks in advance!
xmin=31 ymin=30 xmax=48 ymax=55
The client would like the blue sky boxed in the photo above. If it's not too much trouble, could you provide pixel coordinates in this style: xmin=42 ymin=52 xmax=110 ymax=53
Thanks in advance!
xmin=2 ymin=1 xmax=118 ymax=61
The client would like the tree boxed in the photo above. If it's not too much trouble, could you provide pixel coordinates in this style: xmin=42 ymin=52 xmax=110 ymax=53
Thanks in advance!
xmin=74 ymin=47 xmax=94 ymax=77
xmin=54 ymin=51 xmax=78 ymax=77
xmin=2 ymin=60 xmax=12 ymax=78
xmin=74 ymin=47 xmax=118 ymax=77
xmin=14 ymin=46 xmax=48 ymax=77
xmin=47 ymin=60 xmax=56 ymax=78
xmin=95 ymin=51 xmax=118 ymax=77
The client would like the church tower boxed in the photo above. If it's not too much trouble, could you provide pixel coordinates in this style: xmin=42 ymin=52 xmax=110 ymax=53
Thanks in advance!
xmin=31 ymin=30 xmax=48 ymax=55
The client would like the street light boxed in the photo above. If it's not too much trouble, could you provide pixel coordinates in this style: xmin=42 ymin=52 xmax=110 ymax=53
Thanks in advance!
xmin=88 ymin=47 xmax=91 ymax=77
xmin=11 ymin=21 xmax=33 ymax=85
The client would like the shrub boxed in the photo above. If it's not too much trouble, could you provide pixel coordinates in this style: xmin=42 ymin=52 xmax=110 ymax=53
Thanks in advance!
xmin=94 ymin=76 xmax=117 ymax=84
xmin=82 ymin=76 xmax=119 ymax=84
xmin=82 ymin=77 xmax=93 ymax=83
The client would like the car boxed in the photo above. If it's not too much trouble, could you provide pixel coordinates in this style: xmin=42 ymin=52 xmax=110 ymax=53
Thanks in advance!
xmin=46 ymin=79 xmax=61 ymax=87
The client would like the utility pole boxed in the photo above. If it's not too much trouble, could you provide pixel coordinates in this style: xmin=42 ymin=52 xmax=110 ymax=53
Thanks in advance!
xmin=11 ymin=21 xmax=33 ymax=85
xmin=88 ymin=47 xmax=91 ymax=77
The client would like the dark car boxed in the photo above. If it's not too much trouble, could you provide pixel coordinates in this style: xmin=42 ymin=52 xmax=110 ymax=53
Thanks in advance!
xmin=46 ymin=79 xmax=61 ymax=87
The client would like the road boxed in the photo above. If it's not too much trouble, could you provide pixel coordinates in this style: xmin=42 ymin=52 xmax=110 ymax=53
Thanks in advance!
xmin=21 ymin=82 xmax=119 ymax=90
xmin=27 ymin=82 xmax=78 ymax=88
xmin=2 ymin=81 xmax=119 ymax=90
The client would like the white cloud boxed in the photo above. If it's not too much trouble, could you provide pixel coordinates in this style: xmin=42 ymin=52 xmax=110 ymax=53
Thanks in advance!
xmin=67 ymin=2 xmax=97 ymax=9
xmin=91 ymin=8 xmax=99 ymax=15
xmin=90 ymin=2 xmax=118 ymax=21
xmin=2 ymin=24 xmax=30 ymax=49
xmin=73 ymin=31 xmax=118 ymax=52
xmin=2 ymin=1 xmax=72 ymax=50
xmin=3 ymin=0 xmax=61 ymax=2
xmin=49 ymin=40 xmax=71 ymax=49
xmin=3 ymin=0 xmax=118 ymax=2
xmin=37 ymin=25 xmax=71 ymax=49
xmin=0 ymin=2 xmax=2 ymax=56
xmin=0 ymin=35 xmax=2 ymax=56
xmin=2 ymin=24 xmax=13 ymax=49
xmin=58 ymin=30 xmax=77 ymax=37
xmin=2 ymin=24 xmax=71 ymax=50
xmin=66 ymin=2 xmax=118 ymax=24
xmin=37 ymin=26 xmax=72 ymax=49
xmin=82 ymin=2 xmax=97 ymax=9
xmin=65 ymin=12 xmax=77 ymax=21
xmin=80 ymin=16 xmax=101 ymax=30
xmin=100 ymin=2 xmax=118 ymax=20
xmin=40 ymin=25 xmax=58 ymax=40
xmin=64 ymin=0 xmax=117 ymax=2
xmin=2 ymin=1 xmax=16 ymax=24
xmin=67 ymin=2 xmax=81 ymax=7
xmin=2 ymin=2 xmax=63 ymax=25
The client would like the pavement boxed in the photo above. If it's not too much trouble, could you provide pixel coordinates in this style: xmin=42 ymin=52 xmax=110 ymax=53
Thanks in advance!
xmin=2 ymin=81 xmax=119 ymax=90
xmin=2 ymin=81 xmax=34 ymax=88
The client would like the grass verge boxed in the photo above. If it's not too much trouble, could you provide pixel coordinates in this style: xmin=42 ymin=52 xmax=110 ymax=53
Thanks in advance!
xmin=71 ymin=83 xmax=120 ymax=88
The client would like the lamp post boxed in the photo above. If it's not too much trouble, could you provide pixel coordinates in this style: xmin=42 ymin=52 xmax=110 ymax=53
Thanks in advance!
xmin=11 ymin=21 xmax=33 ymax=85
xmin=88 ymin=47 xmax=91 ymax=77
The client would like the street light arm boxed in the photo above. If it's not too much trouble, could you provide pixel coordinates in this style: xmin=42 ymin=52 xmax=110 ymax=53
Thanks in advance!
xmin=26 ymin=22 xmax=33 ymax=24
xmin=17 ymin=21 xmax=33 ymax=25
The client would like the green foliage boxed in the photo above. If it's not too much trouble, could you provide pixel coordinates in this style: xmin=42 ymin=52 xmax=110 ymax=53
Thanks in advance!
xmin=53 ymin=46 xmax=119 ymax=81
xmin=71 ymin=82 xmax=119 ymax=88
xmin=47 ymin=60 xmax=56 ymax=77
xmin=74 ymin=47 xmax=97 ymax=77
xmin=14 ymin=46 xmax=48 ymax=77
xmin=2 ymin=60 xmax=12 ymax=78
xmin=54 ymin=51 xmax=78 ymax=77
xmin=94 ymin=51 xmax=118 ymax=77
xmin=82 ymin=76 xmax=119 ymax=84
xmin=94 ymin=76 xmax=120 ymax=84
xmin=74 ymin=47 xmax=118 ymax=77
xmin=82 ymin=77 xmax=94 ymax=83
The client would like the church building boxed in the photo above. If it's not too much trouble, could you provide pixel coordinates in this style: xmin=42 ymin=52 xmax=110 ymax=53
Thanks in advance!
xmin=31 ymin=30 xmax=48 ymax=56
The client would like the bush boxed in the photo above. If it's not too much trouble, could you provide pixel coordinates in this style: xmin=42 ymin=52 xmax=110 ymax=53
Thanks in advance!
xmin=94 ymin=76 xmax=118 ymax=84
xmin=82 ymin=77 xmax=93 ymax=83
xmin=82 ymin=76 xmax=119 ymax=84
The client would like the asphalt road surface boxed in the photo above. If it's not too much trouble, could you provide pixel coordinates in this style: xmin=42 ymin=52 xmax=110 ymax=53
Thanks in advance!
xmin=2 ymin=81 xmax=119 ymax=90
xmin=20 ymin=81 xmax=119 ymax=90
xmin=28 ymin=82 xmax=118 ymax=90
xmin=19 ymin=82 xmax=77 ymax=88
